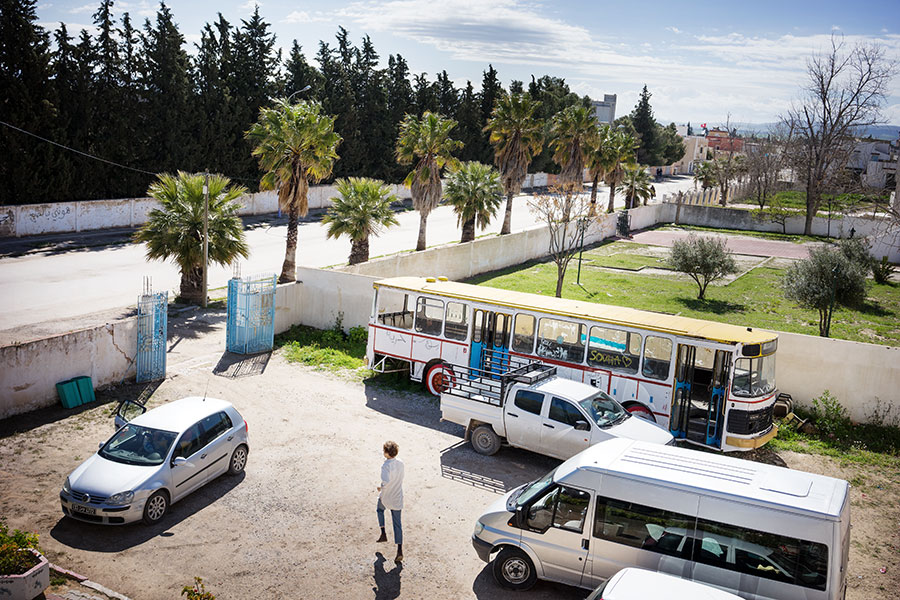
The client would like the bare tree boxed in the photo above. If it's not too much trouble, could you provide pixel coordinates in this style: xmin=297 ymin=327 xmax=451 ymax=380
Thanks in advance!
xmin=782 ymin=36 xmax=895 ymax=235
xmin=707 ymin=115 xmax=743 ymax=206
xmin=528 ymin=183 xmax=594 ymax=297
xmin=744 ymin=133 xmax=786 ymax=209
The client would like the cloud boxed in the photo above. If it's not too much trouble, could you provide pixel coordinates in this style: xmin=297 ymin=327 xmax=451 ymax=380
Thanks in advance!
xmin=68 ymin=3 xmax=94 ymax=14
xmin=831 ymin=25 xmax=840 ymax=31
xmin=666 ymin=26 xmax=681 ymax=34
xmin=240 ymin=1 xmax=260 ymax=10
xmin=284 ymin=10 xmax=332 ymax=24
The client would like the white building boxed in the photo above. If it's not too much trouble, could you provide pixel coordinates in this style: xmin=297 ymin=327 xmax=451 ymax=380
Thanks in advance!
xmin=592 ymin=94 xmax=617 ymax=124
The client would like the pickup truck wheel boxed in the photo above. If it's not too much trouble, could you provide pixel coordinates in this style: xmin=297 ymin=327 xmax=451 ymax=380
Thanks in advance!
xmin=492 ymin=547 xmax=537 ymax=590
xmin=625 ymin=403 xmax=656 ymax=422
xmin=425 ymin=363 xmax=455 ymax=396
xmin=471 ymin=425 xmax=501 ymax=456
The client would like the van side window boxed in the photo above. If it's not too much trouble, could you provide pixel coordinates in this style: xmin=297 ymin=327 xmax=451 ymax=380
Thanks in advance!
xmin=527 ymin=486 xmax=590 ymax=533
xmin=548 ymin=398 xmax=585 ymax=427
xmin=514 ymin=390 xmax=543 ymax=415
xmin=695 ymin=518 xmax=828 ymax=591
xmin=512 ymin=314 xmax=535 ymax=353
xmin=593 ymin=497 xmax=694 ymax=558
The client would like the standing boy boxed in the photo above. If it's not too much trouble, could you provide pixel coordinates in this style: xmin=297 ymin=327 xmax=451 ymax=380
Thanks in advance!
xmin=376 ymin=440 xmax=404 ymax=563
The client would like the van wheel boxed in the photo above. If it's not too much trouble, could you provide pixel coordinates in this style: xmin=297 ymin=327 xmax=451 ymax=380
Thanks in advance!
xmin=425 ymin=362 xmax=455 ymax=396
xmin=471 ymin=425 xmax=501 ymax=456
xmin=625 ymin=403 xmax=656 ymax=422
xmin=492 ymin=547 xmax=537 ymax=590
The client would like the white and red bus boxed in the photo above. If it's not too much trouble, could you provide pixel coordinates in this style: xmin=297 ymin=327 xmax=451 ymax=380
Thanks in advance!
xmin=366 ymin=276 xmax=780 ymax=452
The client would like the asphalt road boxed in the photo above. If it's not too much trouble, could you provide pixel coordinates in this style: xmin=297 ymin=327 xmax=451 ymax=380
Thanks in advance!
xmin=0 ymin=177 xmax=697 ymax=339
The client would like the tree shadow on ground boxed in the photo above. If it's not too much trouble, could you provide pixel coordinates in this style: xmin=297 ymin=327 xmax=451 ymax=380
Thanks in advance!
xmin=49 ymin=471 xmax=245 ymax=553
xmin=674 ymin=297 xmax=746 ymax=314
xmin=855 ymin=300 xmax=893 ymax=318
xmin=0 ymin=381 xmax=162 ymax=440
xmin=166 ymin=310 xmax=226 ymax=351
xmin=372 ymin=552 xmax=402 ymax=600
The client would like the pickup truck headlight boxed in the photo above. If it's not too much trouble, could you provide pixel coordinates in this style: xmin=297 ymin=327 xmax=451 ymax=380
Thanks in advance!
xmin=107 ymin=491 xmax=134 ymax=506
xmin=473 ymin=520 xmax=485 ymax=536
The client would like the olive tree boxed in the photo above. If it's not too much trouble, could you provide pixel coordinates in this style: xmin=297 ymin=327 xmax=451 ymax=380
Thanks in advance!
xmin=782 ymin=242 xmax=868 ymax=337
xmin=667 ymin=235 xmax=738 ymax=300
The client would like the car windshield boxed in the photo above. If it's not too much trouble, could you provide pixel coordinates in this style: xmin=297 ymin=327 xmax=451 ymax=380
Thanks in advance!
xmin=99 ymin=424 xmax=177 ymax=466
xmin=515 ymin=469 xmax=556 ymax=508
xmin=732 ymin=353 xmax=776 ymax=397
xmin=579 ymin=391 xmax=629 ymax=427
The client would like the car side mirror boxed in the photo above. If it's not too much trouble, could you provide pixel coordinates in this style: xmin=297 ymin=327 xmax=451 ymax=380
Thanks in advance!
xmin=514 ymin=505 xmax=527 ymax=529
xmin=172 ymin=457 xmax=187 ymax=467
xmin=575 ymin=420 xmax=590 ymax=431
xmin=98 ymin=441 xmax=104 ymax=449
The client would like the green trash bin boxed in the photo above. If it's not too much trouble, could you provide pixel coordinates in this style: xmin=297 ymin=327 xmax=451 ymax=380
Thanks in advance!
xmin=74 ymin=375 xmax=95 ymax=404
xmin=56 ymin=379 xmax=81 ymax=409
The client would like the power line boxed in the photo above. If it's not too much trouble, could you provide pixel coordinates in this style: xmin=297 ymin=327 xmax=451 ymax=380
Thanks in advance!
xmin=0 ymin=119 xmax=261 ymax=185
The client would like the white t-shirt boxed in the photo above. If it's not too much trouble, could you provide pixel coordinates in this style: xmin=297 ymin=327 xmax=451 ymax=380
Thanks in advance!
xmin=379 ymin=457 xmax=404 ymax=510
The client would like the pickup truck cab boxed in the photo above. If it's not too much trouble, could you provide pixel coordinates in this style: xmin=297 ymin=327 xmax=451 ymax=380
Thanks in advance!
xmin=441 ymin=362 xmax=673 ymax=460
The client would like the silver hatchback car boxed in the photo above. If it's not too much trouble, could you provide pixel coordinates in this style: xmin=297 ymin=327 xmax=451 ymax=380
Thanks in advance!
xmin=60 ymin=397 xmax=249 ymax=525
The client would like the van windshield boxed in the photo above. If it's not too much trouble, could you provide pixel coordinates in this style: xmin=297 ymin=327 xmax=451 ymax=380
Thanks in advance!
xmin=516 ymin=469 xmax=555 ymax=508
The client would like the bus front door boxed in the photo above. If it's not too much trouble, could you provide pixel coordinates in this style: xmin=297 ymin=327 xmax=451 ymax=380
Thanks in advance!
xmin=469 ymin=310 xmax=511 ymax=375
xmin=670 ymin=344 xmax=695 ymax=439
xmin=705 ymin=350 xmax=731 ymax=447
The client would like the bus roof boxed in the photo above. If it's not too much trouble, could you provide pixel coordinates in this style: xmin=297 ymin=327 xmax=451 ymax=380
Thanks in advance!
xmin=374 ymin=277 xmax=776 ymax=346
xmin=558 ymin=439 xmax=848 ymax=519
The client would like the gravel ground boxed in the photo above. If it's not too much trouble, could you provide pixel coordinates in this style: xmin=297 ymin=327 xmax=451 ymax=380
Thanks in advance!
xmin=1 ymin=313 xmax=897 ymax=599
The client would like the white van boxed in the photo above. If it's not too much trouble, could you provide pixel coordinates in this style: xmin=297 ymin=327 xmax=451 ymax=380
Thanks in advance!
xmin=586 ymin=567 xmax=743 ymax=600
xmin=472 ymin=438 xmax=849 ymax=600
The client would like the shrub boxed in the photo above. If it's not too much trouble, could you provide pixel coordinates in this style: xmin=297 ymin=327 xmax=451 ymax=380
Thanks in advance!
xmin=182 ymin=577 xmax=215 ymax=600
xmin=348 ymin=325 xmax=368 ymax=345
xmin=838 ymin=237 xmax=873 ymax=275
xmin=666 ymin=235 xmax=738 ymax=299
xmin=872 ymin=256 xmax=895 ymax=284
xmin=810 ymin=390 xmax=851 ymax=439
xmin=0 ymin=519 xmax=41 ymax=575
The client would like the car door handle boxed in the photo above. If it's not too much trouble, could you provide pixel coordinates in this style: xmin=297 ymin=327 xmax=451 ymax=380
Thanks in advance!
xmin=200 ymin=453 xmax=207 ymax=459
xmin=543 ymin=423 xmax=555 ymax=429
xmin=227 ymin=435 xmax=234 ymax=441
xmin=507 ymin=413 xmax=519 ymax=418
xmin=582 ymin=538 xmax=589 ymax=550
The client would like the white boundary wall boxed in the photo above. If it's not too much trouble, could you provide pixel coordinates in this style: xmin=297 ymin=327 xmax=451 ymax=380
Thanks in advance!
xmin=0 ymin=319 xmax=137 ymax=419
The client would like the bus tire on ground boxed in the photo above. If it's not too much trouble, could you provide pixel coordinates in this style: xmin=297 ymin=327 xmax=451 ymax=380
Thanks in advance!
xmin=471 ymin=424 xmax=501 ymax=455
xmin=425 ymin=362 xmax=455 ymax=396
xmin=624 ymin=402 xmax=656 ymax=422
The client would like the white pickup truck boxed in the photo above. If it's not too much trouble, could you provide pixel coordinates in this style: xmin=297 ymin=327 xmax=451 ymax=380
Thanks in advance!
xmin=441 ymin=362 xmax=673 ymax=460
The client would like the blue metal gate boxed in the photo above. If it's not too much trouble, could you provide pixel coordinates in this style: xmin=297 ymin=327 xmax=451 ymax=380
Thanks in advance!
xmin=226 ymin=273 xmax=276 ymax=354
xmin=136 ymin=290 xmax=168 ymax=382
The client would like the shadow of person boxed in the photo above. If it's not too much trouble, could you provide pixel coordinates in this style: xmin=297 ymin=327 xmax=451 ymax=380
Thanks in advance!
xmin=373 ymin=551 xmax=402 ymax=600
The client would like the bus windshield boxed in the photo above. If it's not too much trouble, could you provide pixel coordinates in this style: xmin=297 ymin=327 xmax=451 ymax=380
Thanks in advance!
xmin=732 ymin=354 xmax=776 ymax=398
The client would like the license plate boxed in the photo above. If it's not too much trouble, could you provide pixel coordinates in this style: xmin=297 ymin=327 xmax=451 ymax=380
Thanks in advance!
xmin=72 ymin=504 xmax=96 ymax=516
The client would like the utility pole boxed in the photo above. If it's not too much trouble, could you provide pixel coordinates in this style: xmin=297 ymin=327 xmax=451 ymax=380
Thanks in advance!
xmin=202 ymin=170 xmax=209 ymax=308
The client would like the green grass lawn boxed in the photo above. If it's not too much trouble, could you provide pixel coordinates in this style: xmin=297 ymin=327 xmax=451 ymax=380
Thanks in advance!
xmin=467 ymin=242 xmax=900 ymax=346
xmin=581 ymin=244 xmax=672 ymax=270
xmin=661 ymin=224 xmax=826 ymax=244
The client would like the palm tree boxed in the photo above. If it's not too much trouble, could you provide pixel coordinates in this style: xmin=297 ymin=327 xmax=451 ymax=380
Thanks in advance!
xmin=444 ymin=162 xmax=503 ymax=243
xmin=134 ymin=171 xmax=249 ymax=304
xmin=247 ymin=99 xmax=341 ymax=283
xmin=693 ymin=161 xmax=717 ymax=190
xmin=485 ymin=93 xmax=544 ymax=234
xmin=549 ymin=105 xmax=599 ymax=187
xmin=322 ymin=178 xmax=399 ymax=265
xmin=618 ymin=164 xmax=655 ymax=209
xmin=602 ymin=129 xmax=639 ymax=213
xmin=396 ymin=111 xmax=462 ymax=251
xmin=585 ymin=124 xmax=612 ymax=215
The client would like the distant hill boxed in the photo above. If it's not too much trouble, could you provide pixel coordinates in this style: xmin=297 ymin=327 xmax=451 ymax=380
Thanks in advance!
xmin=733 ymin=122 xmax=899 ymax=140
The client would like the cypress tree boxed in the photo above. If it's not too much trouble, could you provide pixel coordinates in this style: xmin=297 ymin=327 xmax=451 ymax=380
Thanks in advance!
xmin=455 ymin=81 xmax=481 ymax=162
xmin=436 ymin=70 xmax=458 ymax=117
xmin=630 ymin=84 xmax=660 ymax=166
xmin=284 ymin=40 xmax=323 ymax=99
xmin=413 ymin=73 xmax=437 ymax=115
xmin=356 ymin=35 xmax=391 ymax=180
xmin=386 ymin=54 xmax=414 ymax=180
xmin=478 ymin=64 xmax=503 ymax=163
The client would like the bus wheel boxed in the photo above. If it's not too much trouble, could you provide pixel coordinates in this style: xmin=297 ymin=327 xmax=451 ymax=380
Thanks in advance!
xmin=425 ymin=363 xmax=455 ymax=396
xmin=625 ymin=403 xmax=656 ymax=422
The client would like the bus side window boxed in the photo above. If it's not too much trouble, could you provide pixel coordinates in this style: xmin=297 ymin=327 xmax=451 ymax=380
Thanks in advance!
xmin=513 ymin=314 xmax=535 ymax=353
xmin=376 ymin=289 xmax=413 ymax=330
xmin=642 ymin=336 xmax=673 ymax=380
xmin=587 ymin=326 xmax=641 ymax=374
xmin=444 ymin=302 xmax=469 ymax=341
xmin=537 ymin=318 xmax=586 ymax=363
xmin=415 ymin=297 xmax=444 ymax=336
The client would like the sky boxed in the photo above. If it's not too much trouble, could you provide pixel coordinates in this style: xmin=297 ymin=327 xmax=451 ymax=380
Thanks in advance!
xmin=36 ymin=0 xmax=900 ymax=130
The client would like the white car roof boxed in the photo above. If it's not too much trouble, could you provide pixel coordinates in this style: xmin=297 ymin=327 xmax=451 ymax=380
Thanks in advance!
xmin=557 ymin=439 xmax=848 ymax=519
xmin=532 ymin=376 xmax=598 ymax=401
xmin=130 ymin=397 xmax=235 ymax=433
xmin=606 ymin=568 xmax=742 ymax=599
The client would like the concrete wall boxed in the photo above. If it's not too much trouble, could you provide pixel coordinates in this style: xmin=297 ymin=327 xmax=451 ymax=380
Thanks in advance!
xmin=0 ymin=319 xmax=137 ymax=420
xmin=291 ymin=268 xmax=378 ymax=331
xmin=776 ymin=331 xmax=900 ymax=423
